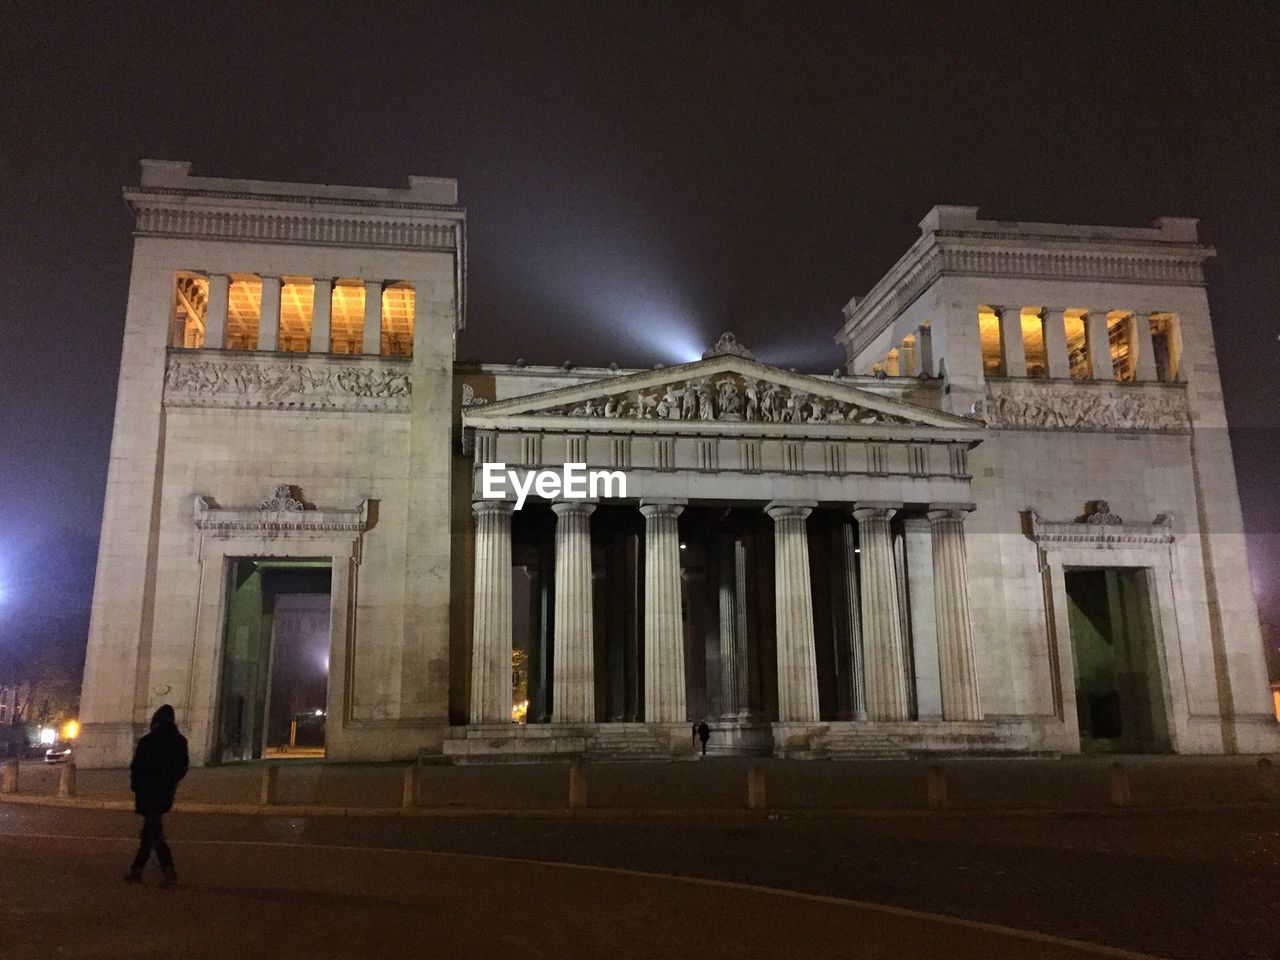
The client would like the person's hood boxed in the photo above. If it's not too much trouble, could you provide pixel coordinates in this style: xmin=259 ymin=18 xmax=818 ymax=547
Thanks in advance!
xmin=150 ymin=704 xmax=177 ymax=730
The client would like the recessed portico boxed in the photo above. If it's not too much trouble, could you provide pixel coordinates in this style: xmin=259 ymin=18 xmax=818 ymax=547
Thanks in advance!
xmin=451 ymin=350 xmax=999 ymax=760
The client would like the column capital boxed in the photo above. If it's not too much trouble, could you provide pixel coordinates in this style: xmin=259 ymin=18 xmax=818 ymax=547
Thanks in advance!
xmin=765 ymin=500 xmax=815 ymax=522
xmin=551 ymin=500 xmax=596 ymax=518
xmin=473 ymin=499 xmax=515 ymax=517
xmin=852 ymin=501 xmax=901 ymax=522
xmin=639 ymin=499 xmax=685 ymax=519
xmin=926 ymin=501 xmax=976 ymax=522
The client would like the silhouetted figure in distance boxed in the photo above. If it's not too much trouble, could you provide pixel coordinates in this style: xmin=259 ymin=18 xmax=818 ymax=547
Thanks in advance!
xmin=696 ymin=720 xmax=711 ymax=756
xmin=124 ymin=704 xmax=189 ymax=887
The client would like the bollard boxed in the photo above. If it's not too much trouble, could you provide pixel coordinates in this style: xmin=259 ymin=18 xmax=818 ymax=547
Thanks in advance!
xmin=259 ymin=763 xmax=278 ymax=806
xmin=1107 ymin=762 xmax=1131 ymax=807
xmin=747 ymin=764 xmax=767 ymax=811
xmin=1258 ymin=758 xmax=1280 ymax=801
xmin=402 ymin=762 xmax=419 ymax=808
xmin=58 ymin=761 xmax=76 ymax=798
xmin=1 ymin=758 xmax=17 ymax=795
xmin=926 ymin=764 xmax=948 ymax=811
xmin=568 ymin=760 xmax=587 ymax=809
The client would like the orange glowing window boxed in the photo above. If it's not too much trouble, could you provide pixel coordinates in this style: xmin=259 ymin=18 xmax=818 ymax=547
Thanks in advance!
xmin=1063 ymin=311 xmax=1090 ymax=380
xmin=171 ymin=272 xmax=209 ymax=348
xmin=978 ymin=307 xmax=1005 ymax=377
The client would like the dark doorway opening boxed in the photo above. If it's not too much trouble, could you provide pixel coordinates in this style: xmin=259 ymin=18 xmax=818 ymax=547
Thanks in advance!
xmin=215 ymin=559 xmax=331 ymax=763
xmin=1065 ymin=567 xmax=1169 ymax=753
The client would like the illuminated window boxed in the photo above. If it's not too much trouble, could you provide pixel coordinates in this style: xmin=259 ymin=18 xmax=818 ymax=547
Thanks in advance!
xmin=1063 ymin=310 xmax=1090 ymax=380
xmin=978 ymin=307 xmax=1005 ymax=377
xmin=330 ymin=281 xmax=366 ymax=354
xmin=170 ymin=272 xmax=208 ymax=348
xmin=1149 ymin=313 xmax=1182 ymax=382
xmin=1021 ymin=309 xmax=1048 ymax=378
xmin=226 ymin=275 xmax=263 ymax=350
xmin=382 ymin=283 xmax=415 ymax=357
xmin=279 ymin=278 xmax=315 ymax=353
xmin=885 ymin=347 xmax=900 ymax=377
xmin=1107 ymin=311 xmax=1137 ymax=381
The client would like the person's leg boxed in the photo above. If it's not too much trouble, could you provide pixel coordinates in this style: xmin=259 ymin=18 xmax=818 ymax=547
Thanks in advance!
xmin=125 ymin=817 xmax=152 ymax=881
xmin=152 ymin=815 xmax=177 ymax=885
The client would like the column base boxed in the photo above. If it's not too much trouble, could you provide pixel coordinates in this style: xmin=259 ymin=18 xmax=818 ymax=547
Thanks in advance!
xmin=72 ymin=721 xmax=140 ymax=769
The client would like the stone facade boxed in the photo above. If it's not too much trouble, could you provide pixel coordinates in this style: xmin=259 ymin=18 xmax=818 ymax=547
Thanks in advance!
xmin=76 ymin=167 xmax=1279 ymax=767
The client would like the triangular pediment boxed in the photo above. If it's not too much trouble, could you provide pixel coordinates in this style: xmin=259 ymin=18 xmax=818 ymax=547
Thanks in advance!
xmin=464 ymin=355 xmax=981 ymax=434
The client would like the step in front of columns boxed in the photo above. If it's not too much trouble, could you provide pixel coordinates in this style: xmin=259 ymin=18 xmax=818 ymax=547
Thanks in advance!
xmin=584 ymin=725 xmax=678 ymax=762
xmin=817 ymin=720 xmax=1036 ymax=759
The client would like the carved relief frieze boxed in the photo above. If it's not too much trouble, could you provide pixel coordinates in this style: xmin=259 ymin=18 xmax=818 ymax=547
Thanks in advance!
xmin=975 ymin=381 xmax=1188 ymax=433
xmin=540 ymin=372 xmax=913 ymax=426
xmin=194 ymin=484 xmax=370 ymax=537
xmin=1028 ymin=507 xmax=1175 ymax=547
xmin=164 ymin=352 xmax=411 ymax=413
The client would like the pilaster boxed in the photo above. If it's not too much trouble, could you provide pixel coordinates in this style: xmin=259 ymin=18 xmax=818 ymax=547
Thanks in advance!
xmin=927 ymin=505 xmax=983 ymax=721
xmin=311 ymin=278 xmax=333 ymax=353
xmin=258 ymin=275 xmax=282 ymax=352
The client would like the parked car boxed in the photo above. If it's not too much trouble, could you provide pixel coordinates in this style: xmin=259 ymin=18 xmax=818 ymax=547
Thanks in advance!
xmin=43 ymin=742 xmax=72 ymax=763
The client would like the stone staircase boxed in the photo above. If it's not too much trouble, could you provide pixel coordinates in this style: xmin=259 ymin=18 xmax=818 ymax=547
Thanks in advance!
xmin=584 ymin=724 xmax=675 ymax=762
xmin=816 ymin=727 xmax=909 ymax=760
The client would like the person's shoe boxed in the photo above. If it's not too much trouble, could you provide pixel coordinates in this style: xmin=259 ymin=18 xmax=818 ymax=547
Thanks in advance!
xmin=123 ymin=870 xmax=144 ymax=885
xmin=159 ymin=867 xmax=178 ymax=888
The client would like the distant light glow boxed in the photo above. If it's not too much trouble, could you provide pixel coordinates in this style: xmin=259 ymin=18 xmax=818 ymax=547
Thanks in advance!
xmin=62 ymin=720 xmax=79 ymax=740
xmin=39 ymin=727 xmax=56 ymax=745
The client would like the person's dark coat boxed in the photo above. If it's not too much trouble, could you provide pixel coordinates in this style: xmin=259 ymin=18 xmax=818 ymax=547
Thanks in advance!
xmin=130 ymin=705 xmax=189 ymax=816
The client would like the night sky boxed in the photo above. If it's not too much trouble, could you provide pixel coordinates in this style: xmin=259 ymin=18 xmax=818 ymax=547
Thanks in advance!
xmin=1 ymin=3 xmax=1277 ymax=683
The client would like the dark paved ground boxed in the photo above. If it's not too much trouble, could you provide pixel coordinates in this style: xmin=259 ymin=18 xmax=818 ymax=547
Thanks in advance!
xmin=2 ymin=801 xmax=1276 ymax=958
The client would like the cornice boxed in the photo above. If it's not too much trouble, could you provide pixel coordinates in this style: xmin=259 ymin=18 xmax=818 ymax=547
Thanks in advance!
xmin=838 ymin=234 xmax=1213 ymax=360
xmin=126 ymin=192 xmax=462 ymax=251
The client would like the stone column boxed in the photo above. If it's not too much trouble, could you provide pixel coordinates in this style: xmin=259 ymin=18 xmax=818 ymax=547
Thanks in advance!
xmin=838 ymin=523 xmax=868 ymax=720
xmin=362 ymin=280 xmax=383 ymax=355
xmin=917 ymin=324 xmax=934 ymax=377
xmin=310 ymin=278 xmax=333 ymax=353
xmin=204 ymin=273 xmax=229 ymax=349
xmin=767 ymin=502 xmax=820 ymax=723
xmin=640 ymin=500 xmax=686 ymax=723
xmin=853 ymin=504 xmax=911 ymax=721
xmin=1131 ymin=312 xmax=1158 ymax=382
xmin=999 ymin=306 xmax=1026 ymax=378
xmin=928 ymin=506 xmax=983 ymax=721
xmin=902 ymin=518 xmax=942 ymax=719
xmin=1087 ymin=309 xmax=1114 ymax=380
xmin=552 ymin=502 xmax=596 ymax=723
xmin=717 ymin=537 xmax=743 ymax=719
xmin=1042 ymin=309 xmax=1071 ymax=379
xmin=258 ymin=275 xmax=282 ymax=351
xmin=469 ymin=501 xmax=514 ymax=723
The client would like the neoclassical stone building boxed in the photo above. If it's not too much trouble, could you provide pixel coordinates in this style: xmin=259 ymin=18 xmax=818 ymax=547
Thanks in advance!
xmin=75 ymin=161 xmax=1279 ymax=766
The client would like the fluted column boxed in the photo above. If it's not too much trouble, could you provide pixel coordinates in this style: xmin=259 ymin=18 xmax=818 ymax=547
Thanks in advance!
xmin=311 ymin=278 xmax=333 ymax=353
xmin=552 ymin=501 xmax=596 ymax=723
xmin=362 ymin=280 xmax=383 ymax=355
xmin=839 ymin=523 xmax=868 ymax=720
xmin=999 ymin=306 xmax=1026 ymax=377
xmin=928 ymin=505 xmax=983 ymax=720
xmin=204 ymin=273 xmax=229 ymax=349
xmin=1042 ymin=309 xmax=1071 ymax=379
xmin=854 ymin=504 xmax=911 ymax=721
xmin=768 ymin=502 xmax=820 ymax=722
xmin=717 ymin=537 xmax=743 ymax=719
xmin=1087 ymin=309 xmax=1114 ymax=380
xmin=469 ymin=501 xmax=514 ymax=723
xmin=641 ymin=500 xmax=686 ymax=722
xmin=259 ymin=275 xmax=282 ymax=351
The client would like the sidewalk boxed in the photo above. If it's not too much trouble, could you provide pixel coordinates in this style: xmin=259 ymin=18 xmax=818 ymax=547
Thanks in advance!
xmin=5 ymin=754 xmax=1277 ymax=817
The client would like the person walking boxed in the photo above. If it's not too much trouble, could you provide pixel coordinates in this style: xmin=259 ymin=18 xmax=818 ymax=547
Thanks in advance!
xmin=124 ymin=704 xmax=189 ymax=887
xmin=696 ymin=720 xmax=711 ymax=756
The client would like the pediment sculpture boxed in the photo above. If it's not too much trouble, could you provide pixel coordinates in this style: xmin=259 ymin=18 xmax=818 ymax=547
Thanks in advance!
xmin=541 ymin=373 xmax=912 ymax=425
